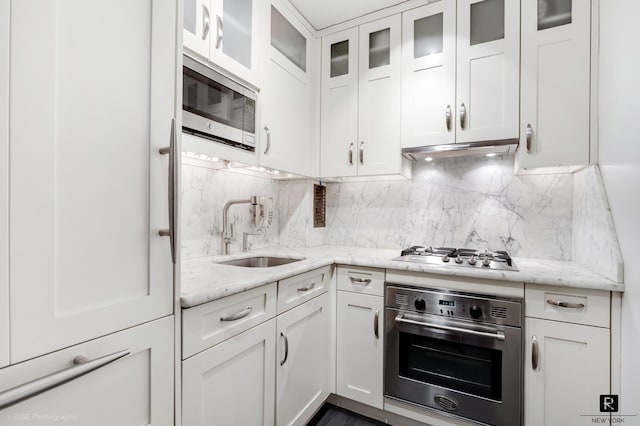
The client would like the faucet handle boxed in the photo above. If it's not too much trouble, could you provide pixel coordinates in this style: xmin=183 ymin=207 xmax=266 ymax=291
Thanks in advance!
xmin=229 ymin=223 xmax=234 ymax=238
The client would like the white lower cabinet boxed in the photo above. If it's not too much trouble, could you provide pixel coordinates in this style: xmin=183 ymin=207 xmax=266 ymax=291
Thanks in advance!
xmin=276 ymin=293 xmax=329 ymax=426
xmin=0 ymin=316 xmax=174 ymax=425
xmin=524 ymin=285 xmax=611 ymax=426
xmin=336 ymin=291 xmax=383 ymax=409
xmin=182 ymin=318 xmax=276 ymax=426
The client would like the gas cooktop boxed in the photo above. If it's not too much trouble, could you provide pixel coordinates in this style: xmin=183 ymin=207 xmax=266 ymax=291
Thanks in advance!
xmin=393 ymin=246 xmax=518 ymax=271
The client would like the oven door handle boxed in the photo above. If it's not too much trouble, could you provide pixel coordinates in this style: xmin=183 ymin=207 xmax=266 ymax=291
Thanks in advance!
xmin=394 ymin=314 xmax=506 ymax=342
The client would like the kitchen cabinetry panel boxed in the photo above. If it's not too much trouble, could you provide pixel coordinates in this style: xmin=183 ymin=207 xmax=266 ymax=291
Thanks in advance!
xmin=336 ymin=292 xmax=384 ymax=408
xmin=276 ymin=293 xmax=329 ymax=426
xmin=401 ymin=2 xmax=456 ymax=148
xmin=456 ymin=0 xmax=520 ymax=143
xmin=0 ymin=316 xmax=174 ymax=425
xmin=260 ymin=0 xmax=314 ymax=176
xmin=182 ymin=283 xmax=277 ymax=359
xmin=277 ymin=265 xmax=331 ymax=314
xmin=525 ymin=284 xmax=610 ymax=328
xmin=525 ymin=317 xmax=610 ymax=426
xmin=184 ymin=0 xmax=261 ymax=88
xmin=336 ymin=266 xmax=385 ymax=296
xmin=519 ymin=0 xmax=591 ymax=169
xmin=182 ymin=318 xmax=276 ymax=426
xmin=0 ymin=0 xmax=8 ymax=369
xmin=9 ymin=0 xmax=175 ymax=363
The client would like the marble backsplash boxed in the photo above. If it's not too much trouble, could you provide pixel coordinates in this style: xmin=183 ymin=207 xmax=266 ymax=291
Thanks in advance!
xmin=181 ymin=154 xmax=576 ymax=261
xmin=324 ymin=155 xmax=574 ymax=259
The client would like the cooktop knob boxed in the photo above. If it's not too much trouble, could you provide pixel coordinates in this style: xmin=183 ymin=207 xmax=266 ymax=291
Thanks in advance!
xmin=482 ymin=257 xmax=491 ymax=267
xmin=468 ymin=255 xmax=477 ymax=265
xmin=455 ymin=255 xmax=463 ymax=264
xmin=414 ymin=298 xmax=426 ymax=311
xmin=470 ymin=305 xmax=482 ymax=319
xmin=442 ymin=255 xmax=450 ymax=262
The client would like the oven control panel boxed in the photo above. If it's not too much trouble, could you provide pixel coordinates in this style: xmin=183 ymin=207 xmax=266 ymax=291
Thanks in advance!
xmin=387 ymin=285 xmax=522 ymax=327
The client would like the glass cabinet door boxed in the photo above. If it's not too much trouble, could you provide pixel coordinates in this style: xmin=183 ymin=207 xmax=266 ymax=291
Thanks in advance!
xmin=183 ymin=0 xmax=210 ymax=58
xmin=220 ymin=0 xmax=253 ymax=69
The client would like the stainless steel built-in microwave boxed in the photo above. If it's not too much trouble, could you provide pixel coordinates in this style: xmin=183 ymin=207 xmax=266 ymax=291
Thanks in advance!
xmin=182 ymin=55 xmax=257 ymax=151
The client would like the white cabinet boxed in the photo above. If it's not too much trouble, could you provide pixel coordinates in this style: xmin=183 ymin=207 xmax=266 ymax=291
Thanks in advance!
xmin=276 ymin=293 xmax=329 ymax=426
xmin=320 ymin=16 xmax=410 ymax=178
xmin=336 ymin=291 xmax=384 ymax=409
xmin=260 ymin=0 xmax=315 ymax=177
xmin=0 ymin=0 xmax=8 ymax=370
xmin=402 ymin=0 xmax=520 ymax=148
xmin=8 ymin=0 xmax=175 ymax=363
xmin=182 ymin=318 xmax=276 ymax=426
xmin=524 ymin=285 xmax=611 ymax=425
xmin=518 ymin=0 xmax=591 ymax=169
xmin=183 ymin=0 xmax=262 ymax=87
xmin=0 ymin=316 xmax=174 ymax=425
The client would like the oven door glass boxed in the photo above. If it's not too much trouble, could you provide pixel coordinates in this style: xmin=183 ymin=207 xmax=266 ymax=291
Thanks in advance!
xmin=182 ymin=67 xmax=255 ymax=133
xmin=399 ymin=329 xmax=502 ymax=401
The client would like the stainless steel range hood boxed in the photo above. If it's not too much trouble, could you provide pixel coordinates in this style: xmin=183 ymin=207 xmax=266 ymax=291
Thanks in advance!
xmin=402 ymin=139 xmax=519 ymax=161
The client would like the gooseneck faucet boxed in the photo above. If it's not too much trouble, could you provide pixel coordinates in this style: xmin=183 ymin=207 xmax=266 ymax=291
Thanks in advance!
xmin=221 ymin=196 xmax=257 ymax=255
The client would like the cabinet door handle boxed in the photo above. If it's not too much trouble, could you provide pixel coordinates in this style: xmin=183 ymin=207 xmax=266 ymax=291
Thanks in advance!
xmin=0 ymin=350 xmax=129 ymax=410
xmin=220 ymin=307 xmax=253 ymax=322
xmin=445 ymin=105 xmax=452 ymax=131
xmin=359 ymin=141 xmax=364 ymax=165
xmin=459 ymin=103 xmax=467 ymax=130
xmin=280 ymin=331 xmax=289 ymax=366
xmin=215 ymin=15 xmax=223 ymax=49
xmin=531 ymin=335 xmax=539 ymax=371
xmin=374 ymin=310 xmax=379 ymax=339
xmin=349 ymin=277 xmax=371 ymax=285
xmin=202 ymin=4 xmax=211 ymax=40
xmin=263 ymin=126 xmax=271 ymax=154
xmin=349 ymin=142 xmax=354 ymax=165
xmin=526 ymin=123 xmax=533 ymax=154
xmin=158 ymin=118 xmax=178 ymax=264
xmin=297 ymin=282 xmax=316 ymax=292
xmin=546 ymin=299 xmax=585 ymax=309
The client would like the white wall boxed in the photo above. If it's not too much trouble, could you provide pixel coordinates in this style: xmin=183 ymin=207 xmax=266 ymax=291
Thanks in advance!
xmin=598 ymin=0 xmax=640 ymax=415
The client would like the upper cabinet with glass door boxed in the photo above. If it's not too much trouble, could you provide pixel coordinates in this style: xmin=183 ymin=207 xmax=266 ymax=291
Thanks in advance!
xmin=184 ymin=0 xmax=261 ymax=88
xmin=518 ymin=0 xmax=591 ymax=169
xmin=401 ymin=0 xmax=520 ymax=148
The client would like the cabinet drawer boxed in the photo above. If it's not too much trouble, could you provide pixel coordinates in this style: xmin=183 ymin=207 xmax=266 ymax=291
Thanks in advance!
xmin=525 ymin=284 xmax=610 ymax=328
xmin=337 ymin=266 xmax=385 ymax=296
xmin=277 ymin=265 xmax=332 ymax=314
xmin=183 ymin=283 xmax=277 ymax=359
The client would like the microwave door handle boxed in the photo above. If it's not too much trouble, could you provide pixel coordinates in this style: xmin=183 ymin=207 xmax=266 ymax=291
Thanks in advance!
xmin=395 ymin=314 xmax=505 ymax=342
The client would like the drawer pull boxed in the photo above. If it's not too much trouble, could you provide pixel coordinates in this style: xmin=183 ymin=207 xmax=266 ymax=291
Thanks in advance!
xmin=220 ymin=307 xmax=253 ymax=322
xmin=546 ymin=299 xmax=585 ymax=309
xmin=297 ymin=282 xmax=316 ymax=292
xmin=0 ymin=349 xmax=129 ymax=410
xmin=349 ymin=277 xmax=372 ymax=285
xmin=374 ymin=310 xmax=379 ymax=339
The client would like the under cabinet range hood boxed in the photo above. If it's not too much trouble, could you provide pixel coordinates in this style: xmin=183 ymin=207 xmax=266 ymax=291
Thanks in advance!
xmin=402 ymin=139 xmax=519 ymax=161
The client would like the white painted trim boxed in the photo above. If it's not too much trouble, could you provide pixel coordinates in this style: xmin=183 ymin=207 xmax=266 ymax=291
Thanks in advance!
xmin=611 ymin=291 xmax=622 ymax=395
xmin=590 ymin=0 xmax=600 ymax=164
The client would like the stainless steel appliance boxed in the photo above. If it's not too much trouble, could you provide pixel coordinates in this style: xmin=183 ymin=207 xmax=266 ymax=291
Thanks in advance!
xmin=393 ymin=246 xmax=518 ymax=271
xmin=182 ymin=55 xmax=257 ymax=151
xmin=385 ymin=284 xmax=523 ymax=426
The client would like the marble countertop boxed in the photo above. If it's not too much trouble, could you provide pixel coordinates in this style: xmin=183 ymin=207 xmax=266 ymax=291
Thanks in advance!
xmin=180 ymin=245 xmax=624 ymax=308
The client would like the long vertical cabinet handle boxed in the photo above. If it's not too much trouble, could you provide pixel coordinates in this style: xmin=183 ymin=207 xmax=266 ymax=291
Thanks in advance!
xmin=349 ymin=142 xmax=354 ymax=165
xmin=215 ymin=15 xmax=223 ymax=49
xmin=531 ymin=335 xmax=539 ymax=370
xmin=526 ymin=124 xmax=534 ymax=154
xmin=0 ymin=350 xmax=130 ymax=410
xmin=263 ymin=126 xmax=271 ymax=154
xmin=280 ymin=331 xmax=289 ymax=366
xmin=202 ymin=4 xmax=211 ymax=40
xmin=359 ymin=141 xmax=364 ymax=165
xmin=459 ymin=103 xmax=467 ymax=130
xmin=159 ymin=119 xmax=178 ymax=264
xmin=374 ymin=310 xmax=379 ymax=339
xmin=445 ymin=105 xmax=452 ymax=131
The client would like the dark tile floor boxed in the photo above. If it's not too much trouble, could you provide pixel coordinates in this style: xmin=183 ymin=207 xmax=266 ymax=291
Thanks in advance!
xmin=307 ymin=404 xmax=387 ymax=426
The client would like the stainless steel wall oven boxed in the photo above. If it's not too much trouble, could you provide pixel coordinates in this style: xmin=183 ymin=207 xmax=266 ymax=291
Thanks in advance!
xmin=385 ymin=284 xmax=523 ymax=426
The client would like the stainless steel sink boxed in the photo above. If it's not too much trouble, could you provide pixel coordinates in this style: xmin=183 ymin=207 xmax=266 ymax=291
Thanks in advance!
xmin=217 ymin=256 xmax=305 ymax=268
